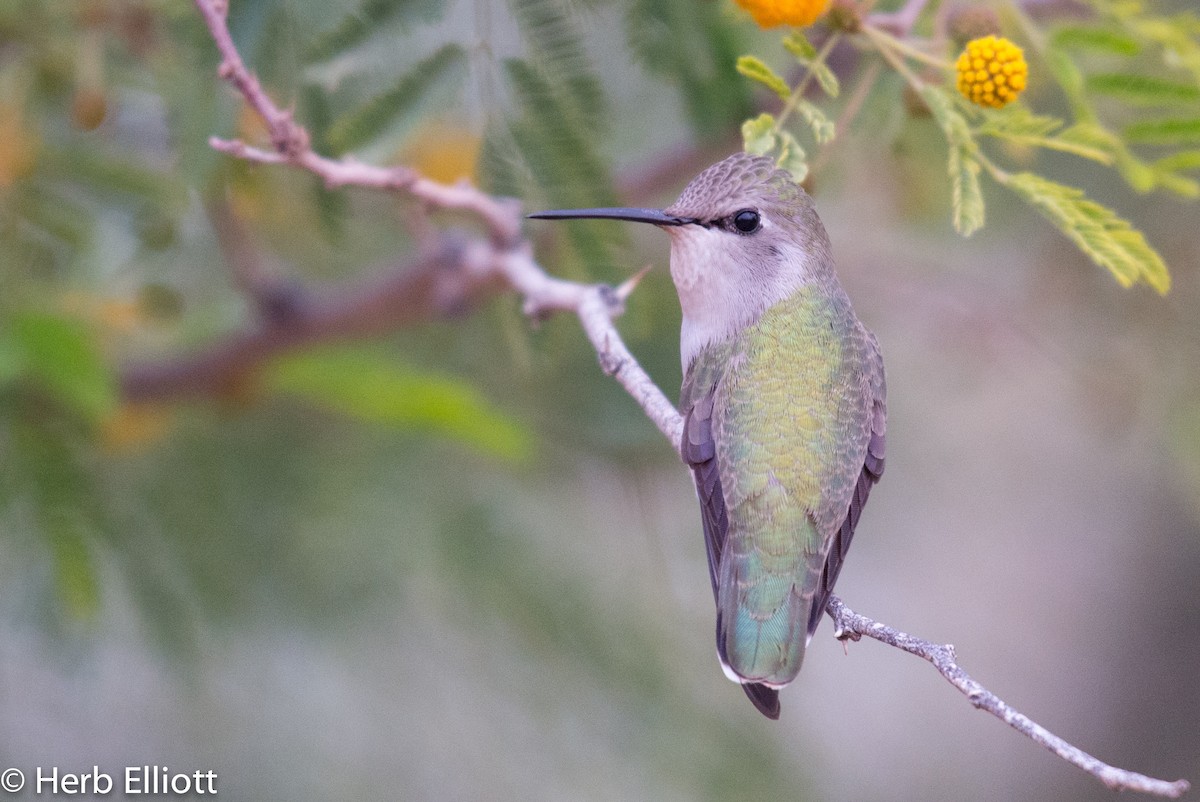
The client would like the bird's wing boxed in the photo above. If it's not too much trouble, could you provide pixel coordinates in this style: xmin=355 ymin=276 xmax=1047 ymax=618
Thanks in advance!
xmin=806 ymin=329 xmax=886 ymax=637
xmin=680 ymin=363 xmax=726 ymax=602
xmin=681 ymin=351 xmax=781 ymax=720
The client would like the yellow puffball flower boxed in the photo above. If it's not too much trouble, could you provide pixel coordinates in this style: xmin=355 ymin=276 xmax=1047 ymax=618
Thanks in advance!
xmin=734 ymin=0 xmax=831 ymax=29
xmin=955 ymin=35 xmax=1027 ymax=108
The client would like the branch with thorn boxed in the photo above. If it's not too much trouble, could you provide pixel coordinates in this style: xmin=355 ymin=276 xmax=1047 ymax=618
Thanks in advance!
xmin=136 ymin=1 xmax=1190 ymax=797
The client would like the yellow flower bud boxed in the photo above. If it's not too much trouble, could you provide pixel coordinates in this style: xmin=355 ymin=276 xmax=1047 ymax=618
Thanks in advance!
xmin=955 ymin=35 xmax=1027 ymax=108
xmin=734 ymin=0 xmax=831 ymax=29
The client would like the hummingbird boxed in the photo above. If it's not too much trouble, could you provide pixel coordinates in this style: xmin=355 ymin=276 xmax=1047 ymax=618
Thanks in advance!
xmin=529 ymin=153 xmax=886 ymax=719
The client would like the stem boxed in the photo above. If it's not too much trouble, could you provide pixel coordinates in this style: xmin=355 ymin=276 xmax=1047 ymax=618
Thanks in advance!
xmin=865 ymin=24 xmax=953 ymax=70
xmin=810 ymin=60 xmax=883 ymax=177
xmin=773 ymin=32 xmax=843 ymax=135
xmin=861 ymin=24 xmax=929 ymax=88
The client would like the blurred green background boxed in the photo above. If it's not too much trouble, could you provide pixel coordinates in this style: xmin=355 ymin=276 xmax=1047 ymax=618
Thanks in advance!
xmin=1 ymin=0 xmax=1198 ymax=799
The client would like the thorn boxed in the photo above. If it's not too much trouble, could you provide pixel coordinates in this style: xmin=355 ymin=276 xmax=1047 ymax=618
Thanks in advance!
xmin=614 ymin=264 xmax=653 ymax=303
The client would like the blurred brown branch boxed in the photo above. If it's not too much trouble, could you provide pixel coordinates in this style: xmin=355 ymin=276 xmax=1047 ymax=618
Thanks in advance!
xmin=135 ymin=2 xmax=1191 ymax=797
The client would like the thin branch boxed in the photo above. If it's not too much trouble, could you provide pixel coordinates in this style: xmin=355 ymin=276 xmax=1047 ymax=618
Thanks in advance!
xmin=826 ymin=596 xmax=1191 ymax=799
xmin=152 ymin=2 xmax=1191 ymax=797
xmin=867 ymin=0 xmax=934 ymax=36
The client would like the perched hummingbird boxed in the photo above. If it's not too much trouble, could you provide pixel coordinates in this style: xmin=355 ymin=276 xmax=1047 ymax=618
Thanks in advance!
xmin=530 ymin=153 xmax=886 ymax=719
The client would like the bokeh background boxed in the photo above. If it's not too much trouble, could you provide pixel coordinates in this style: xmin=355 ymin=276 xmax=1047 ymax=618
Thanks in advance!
xmin=1 ymin=0 xmax=1198 ymax=800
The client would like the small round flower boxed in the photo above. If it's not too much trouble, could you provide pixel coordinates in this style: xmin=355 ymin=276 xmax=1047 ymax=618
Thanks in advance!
xmin=734 ymin=0 xmax=831 ymax=29
xmin=955 ymin=35 xmax=1028 ymax=108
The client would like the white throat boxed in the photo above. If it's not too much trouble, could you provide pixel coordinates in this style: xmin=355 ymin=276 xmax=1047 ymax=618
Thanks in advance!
xmin=669 ymin=225 xmax=811 ymax=371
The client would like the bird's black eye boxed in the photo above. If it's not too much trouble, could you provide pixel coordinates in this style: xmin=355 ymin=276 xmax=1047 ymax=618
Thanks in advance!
xmin=733 ymin=209 xmax=761 ymax=234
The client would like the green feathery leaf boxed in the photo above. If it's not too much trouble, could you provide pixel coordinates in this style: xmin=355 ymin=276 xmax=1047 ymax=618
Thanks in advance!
xmin=921 ymin=87 xmax=984 ymax=236
xmin=326 ymin=44 xmax=465 ymax=153
xmin=501 ymin=58 xmax=623 ymax=278
xmin=625 ymin=0 xmax=752 ymax=138
xmin=976 ymin=107 xmax=1114 ymax=164
xmin=1005 ymin=172 xmax=1171 ymax=294
xmin=510 ymin=0 xmax=607 ymax=130
xmin=305 ymin=0 xmax=444 ymax=63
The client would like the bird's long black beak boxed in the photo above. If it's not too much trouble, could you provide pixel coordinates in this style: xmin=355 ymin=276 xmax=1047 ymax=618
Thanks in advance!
xmin=528 ymin=207 xmax=698 ymax=226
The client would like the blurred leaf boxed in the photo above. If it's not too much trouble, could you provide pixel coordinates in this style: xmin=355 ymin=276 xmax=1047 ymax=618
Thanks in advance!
xmin=782 ymin=31 xmax=817 ymax=60
xmin=1051 ymin=123 xmax=1120 ymax=163
xmin=40 ymin=143 xmax=180 ymax=207
xmin=11 ymin=183 xmax=93 ymax=250
xmin=48 ymin=516 xmax=101 ymax=621
xmin=268 ymin=347 xmax=533 ymax=461
xmin=1004 ymin=172 xmax=1170 ymax=294
xmin=8 ymin=312 xmax=117 ymax=423
xmin=977 ymin=105 xmax=1063 ymax=139
xmin=501 ymin=58 xmax=622 ymax=277
xmin=1045 ymin=48 xmax=1094 ymax=122
xmin=742 ymin=113 xmax=777 ymax=155
xmin=305 ymin=0 xmax=445 ymax=63
xmin=1086 ymin=73 xmax=1200 ymax=105
xmin=795 ymin=99 xmax=835 ymax=144
xmin=10 ymin=414 xmax=105 ymax=622
xmin=1050 ymin=25 xmax=1141 ymax=56
xmin=510 ymin=0 xmax=606 ymax=131
xmin=921 ymin=87 xmax=984 ymax=236
xmin=1153 ymin=150 xmax=1200 ymax=172
xmin=625 ymin=0 xmax=752 ymax=139
xmin=737 ymin=55 xmax=790 ymax=100
xmin=326 ymin=43 xmax=466 ymax=153
xmin=1124 ymin=117 xmax=1200 ymax=146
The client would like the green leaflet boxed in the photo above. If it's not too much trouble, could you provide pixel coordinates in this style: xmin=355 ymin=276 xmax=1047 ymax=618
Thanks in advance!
xmin=921 ymin=87 xmax=984 ymax=236
xmin=1050 ymin=25 xmax=1141 ymax=56
xmin=947 ymin=145 xmax=985 ymax=237
xmin=1124 ymin=117 xmax=1200 ymax=146
xmin=976 ymin=108 xmax=1115 ymax=164
xmin=781 ymin=32 xmax=839 ymax=97
xmin=795 ymin=100 xmax=835 ymax=145
xmin=326 ymin=44 xmax=466 ymax=153
xmin=268 ymin=347 xmax=533 ymax=461
xmin=1086 ymin=73 xmax=1200 ymax=105
xmin=1005 ymin=172 xmax=1170 ymax=294
xmin=742 ymin=113 xmax=777 ymax=156
xmin=1153 ymin=150 xmax=1200 ymax=173
xmin=737 ymin=56 xmax=790 ymax=100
